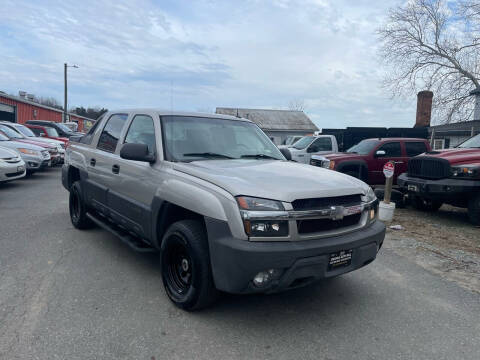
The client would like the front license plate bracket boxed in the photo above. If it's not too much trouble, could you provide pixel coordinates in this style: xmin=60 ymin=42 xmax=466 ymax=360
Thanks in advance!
xmin=328 ymin=249 xmax=352 ymax=270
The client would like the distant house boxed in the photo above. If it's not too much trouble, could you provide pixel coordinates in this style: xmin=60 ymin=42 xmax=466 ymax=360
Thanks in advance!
xmin=429 ymin=120 xmax=480 ymax=149
xmin=215 ymin=107 xmax=318 ymax=145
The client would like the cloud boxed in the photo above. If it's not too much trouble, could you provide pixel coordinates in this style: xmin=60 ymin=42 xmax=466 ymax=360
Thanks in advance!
xmin=0 ymin=0 xmax=418 ymax=127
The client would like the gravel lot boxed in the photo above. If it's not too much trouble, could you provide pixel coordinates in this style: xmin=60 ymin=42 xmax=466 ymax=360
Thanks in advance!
xmin=1 ymin=168 xmax=480 ymax=360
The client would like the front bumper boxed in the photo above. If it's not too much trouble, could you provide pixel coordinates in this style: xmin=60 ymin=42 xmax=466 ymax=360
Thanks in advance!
xmin=398 ymin=173 xmax=480 ymax=200
xmin=205 ymin=218 xmax=385 ymax=294
xmin=0 ymin=162 xmax=26 ymax=182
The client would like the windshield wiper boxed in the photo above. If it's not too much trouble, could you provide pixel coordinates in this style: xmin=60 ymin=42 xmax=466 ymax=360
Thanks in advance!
xmin=183 ymin=152 xmax=236 ymax=159
xmin=240 ymin=154 xmax=279 ymax=160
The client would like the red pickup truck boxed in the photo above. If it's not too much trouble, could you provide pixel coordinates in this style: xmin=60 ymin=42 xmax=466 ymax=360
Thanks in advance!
xmin=311 ymin=138 xmax=431 ymax=185
xmin=398 ymin=134 xmax=480 ymax=225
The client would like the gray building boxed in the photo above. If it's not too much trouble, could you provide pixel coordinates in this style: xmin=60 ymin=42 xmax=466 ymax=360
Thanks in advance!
xmin=215 ymin=107 xmax=318 ymax=145
xmin=429 ymin=120 xmax=480 ymax=149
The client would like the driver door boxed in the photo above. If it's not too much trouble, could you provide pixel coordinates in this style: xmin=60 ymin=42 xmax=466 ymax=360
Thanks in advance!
xmin=370 ymin=141 xmax=404 ymax=184
xmin=305 ymin=137 xmax=333 ymax=163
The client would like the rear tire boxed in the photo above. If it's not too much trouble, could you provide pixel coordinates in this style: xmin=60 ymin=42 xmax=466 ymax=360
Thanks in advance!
xmin=69 ymin=181 xmax=94 ymax=229
xmin=411 ymin=196 xmax=442 ymax=212
xmin=467 ymin=194 xmax=480 ymax=226
xmin=160 ymin=220 xmax=218 ymax=311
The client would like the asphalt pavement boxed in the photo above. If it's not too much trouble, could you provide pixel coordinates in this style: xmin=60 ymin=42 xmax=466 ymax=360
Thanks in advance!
xmin=1 ymin=168 xmax=479 ymax=360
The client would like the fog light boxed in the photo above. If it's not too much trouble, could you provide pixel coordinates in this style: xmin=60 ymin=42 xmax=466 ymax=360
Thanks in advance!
xmin=253 ymin=269 xmax=282 ymax=287
xmin=246 ymin=220 xmax=289 ymax=237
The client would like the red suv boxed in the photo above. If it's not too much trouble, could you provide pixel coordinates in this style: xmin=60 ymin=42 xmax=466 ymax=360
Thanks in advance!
xmin=26 ymin=125 xmax=69 ymax=146
xmin=310 ymin=138 xmax=431 ymax=185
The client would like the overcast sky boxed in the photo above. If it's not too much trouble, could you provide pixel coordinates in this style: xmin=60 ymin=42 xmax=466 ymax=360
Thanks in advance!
xmin=0 ymin=0 xmax=419 ymax=128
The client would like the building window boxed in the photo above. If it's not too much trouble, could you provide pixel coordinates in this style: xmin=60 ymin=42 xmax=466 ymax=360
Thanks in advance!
xmin=433 ymin=139 xmax=445 ymax=150
xmin=32 ymin=109 xmax=38 ymax=119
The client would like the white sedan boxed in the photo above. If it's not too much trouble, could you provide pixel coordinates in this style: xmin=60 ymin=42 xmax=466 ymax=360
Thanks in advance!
xmin=0 ymin=146 xmax=26 ymax=183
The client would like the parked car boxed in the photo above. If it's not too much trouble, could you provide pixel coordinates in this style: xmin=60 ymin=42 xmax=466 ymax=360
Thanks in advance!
xmin=284 ymin=135 xmax=339 ymax=163
xmin=0 ymin=132 xmax=50 ymax=173
xmin=64 ymin=121 xmax=78 ymax=132
xmin=63 ymin=110 xmax=385 ymax=310
xmin=0 ymin=145 xmax=26 ymax=183
xmin=310 ymin=138 xmax=431 ymax=185
xmin=398 ymin=134 xmax=480 ymax=225
xmin=0 ymin=124 xmax=61 ymax=165
xmin=25 ymin=124 xmax=69 ymax=146
xmin=0 ymin=122 xmax=66 ymax=163
xmin=25 ymin=120 xmax=82 ymax=138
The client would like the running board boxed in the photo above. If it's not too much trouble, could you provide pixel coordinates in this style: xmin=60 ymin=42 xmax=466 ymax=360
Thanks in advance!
xmin=86 ymin=212 xmax=157 ymax=253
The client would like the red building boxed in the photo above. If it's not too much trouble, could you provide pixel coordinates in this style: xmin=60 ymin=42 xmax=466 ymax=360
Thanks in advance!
xmin=0 ymin=92 xmax=94 ymax=132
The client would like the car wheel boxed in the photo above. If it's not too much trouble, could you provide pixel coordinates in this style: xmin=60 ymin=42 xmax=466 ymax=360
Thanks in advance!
xmin=160 ymin=220 xmax=218 ymax=311
xmin=69 ymin=181 xmax=94 ymax=229
xmin=467 ymin=194 xmax=480 ymax=226
xmin=411 ymin=196 xmax=442 ymax=211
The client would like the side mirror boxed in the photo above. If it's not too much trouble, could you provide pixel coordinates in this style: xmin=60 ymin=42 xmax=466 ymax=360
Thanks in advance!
xmin=375 ymin=150 xmax=386 ymax=157
xmin=39 ymin=133 xmax=45 ymax=137
xmin=120 ymin=143 xmax=155 ymax=163
xmin=279 ymin=147 xmax=292 ymax=161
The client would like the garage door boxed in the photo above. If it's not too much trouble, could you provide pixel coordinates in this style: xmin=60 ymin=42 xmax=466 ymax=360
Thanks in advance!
xmin=0 ymin=102 xmax=15 ymax=122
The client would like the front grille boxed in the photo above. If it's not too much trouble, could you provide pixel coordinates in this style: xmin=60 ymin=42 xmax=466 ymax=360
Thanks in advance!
xmin=6 ymin=171 xmax=24 ymax=178
xmin=292 ymin=194 xmax=362 ymax=211
xmin=310 ymin=158 xmax=322 ymax=167
xmin=297 ymin=213 xmax=362 ymax=234
xmin=408 ymin=157 xmax=451 ymax=179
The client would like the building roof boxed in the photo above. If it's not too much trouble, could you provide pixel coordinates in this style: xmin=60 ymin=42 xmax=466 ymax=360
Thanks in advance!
xmin=215 ymin=107 xmax=318 ymax=132
xmin=429 ymin=120 xmax=480 ymax=136
xmin=0 ymin=92 xmax=92 ymax=121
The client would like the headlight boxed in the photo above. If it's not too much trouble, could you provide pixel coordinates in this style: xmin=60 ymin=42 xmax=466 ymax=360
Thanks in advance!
xmin=451 ymin=164 xmax=480 ymax=179
xmin=236 ymin=196 xmax=284 ymax=211
xmin=321 ymin=160 xmax=330 ymax=168
xmin=236 ymin=196 xmax=288 ymax=237
xmin=361 ymin=187 xmax=376 ymax=203
xmin=18 ymin=148 xmax=40 ymax=156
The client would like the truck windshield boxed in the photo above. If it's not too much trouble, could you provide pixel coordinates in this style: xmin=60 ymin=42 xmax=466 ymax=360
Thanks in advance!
xmin=292 ymin=136 xmax=314 ymax=150
xmin=347 ymin=139 xmax=380 ymax=155
xmin=457 ymin=134 xmax=480 ymax=148
xmin=162 ymin=116 xmax=285 ymax=162
xmin=56 ymin=123 xmax=73 ymax=134
xmin=15 ymin=125 xmax=36 ymax=137
xmin=45 ymin=127 xmax=60 ymax=137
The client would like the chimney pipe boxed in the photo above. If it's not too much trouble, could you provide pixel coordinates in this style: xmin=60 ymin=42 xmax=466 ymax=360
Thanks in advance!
xmin=415 ymin=90 xmax=433 ymax=127
xmin=18 ymin=91 xmax=26 ymax=98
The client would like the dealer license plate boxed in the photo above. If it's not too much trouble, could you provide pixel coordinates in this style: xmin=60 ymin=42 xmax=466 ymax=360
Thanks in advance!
xmin=407 ymin=184 xmax=418 ymax=192
xmin=328 ymin=250 xmax=353 ymax=270
xmin=17 ymin=165 xmax=24 ymax=172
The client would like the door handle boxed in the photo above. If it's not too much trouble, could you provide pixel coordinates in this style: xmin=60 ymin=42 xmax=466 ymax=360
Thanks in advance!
xmin=112 ymin=164 xmax=120 ymax=174
xmin=90 ymin=158 xmax=96 ymax=166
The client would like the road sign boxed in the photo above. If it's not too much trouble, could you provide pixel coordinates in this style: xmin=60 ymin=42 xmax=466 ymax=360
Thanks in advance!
xmin=383 ymin=161 xmax=395 ymax=178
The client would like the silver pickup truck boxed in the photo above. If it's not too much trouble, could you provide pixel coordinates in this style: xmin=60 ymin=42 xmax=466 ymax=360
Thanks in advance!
xmin=62 ymin=110 xmax=385 ymax=310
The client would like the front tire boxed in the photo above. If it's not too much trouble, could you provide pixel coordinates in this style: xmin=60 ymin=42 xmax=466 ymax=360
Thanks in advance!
xmin=69 ymin=181 xmax=94 ymax=229
xmin=160 ymin=220 xmax=218 ymax=311
xmin=468 ymin=194 xmax=480 ymax=226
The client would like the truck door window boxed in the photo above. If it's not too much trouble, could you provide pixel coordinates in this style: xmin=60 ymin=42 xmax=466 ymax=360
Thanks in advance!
xmin=97 ymin=114 xmax=128 ymax=153
xmin=30 ymin=127 xmax=43 ymax=136
xmin=377 ymin=142 xmax=402 ymax=157
xmin=308 ymin=137 xmax=332 ymax=152
xmin=124 ymin=115 xmax=156 ymax=154
xmin=405 ymin=142 xmax=427 ymax=157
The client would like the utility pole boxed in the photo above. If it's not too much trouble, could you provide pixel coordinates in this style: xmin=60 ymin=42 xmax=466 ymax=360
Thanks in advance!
xmin=64 ymin=63 xmax=78 ymax=123
xmin=64 ymin=63 xmax=67 ymax=123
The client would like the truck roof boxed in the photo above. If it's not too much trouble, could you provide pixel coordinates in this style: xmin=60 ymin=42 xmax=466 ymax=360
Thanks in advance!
xmin=106 ymin=109 xmax=253 ymax=123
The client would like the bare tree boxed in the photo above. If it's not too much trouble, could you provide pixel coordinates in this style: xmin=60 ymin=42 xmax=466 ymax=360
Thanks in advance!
xmin=288 ymin=98 xmax=306 ymax=112
xmin=378 ymin=0 xmax=480 ymax=123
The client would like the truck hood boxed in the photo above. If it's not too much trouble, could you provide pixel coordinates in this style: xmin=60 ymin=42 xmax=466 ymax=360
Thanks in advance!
xmin=0 ymin=140 xmax=45 ymax=152
xmin=173 ymin=160 xmax=369 ymax=202
xmin=421 ymin=148 xmax=480 ymax=165
xmin=325 ymin=152 xmax=367 ymax=162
